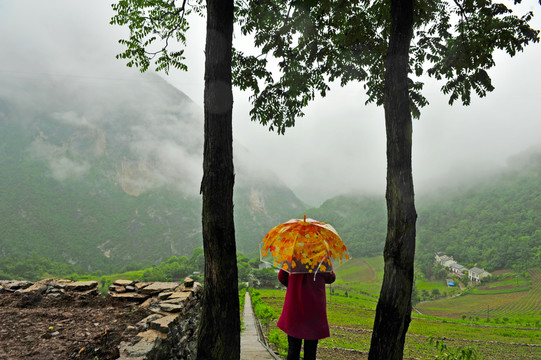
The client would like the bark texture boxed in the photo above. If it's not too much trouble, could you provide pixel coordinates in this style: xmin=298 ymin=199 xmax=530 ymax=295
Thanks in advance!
xmin=196 ymin=0 xmax=240 ymax=359
xmin=368 ymin=0 xmax=416 ymax=359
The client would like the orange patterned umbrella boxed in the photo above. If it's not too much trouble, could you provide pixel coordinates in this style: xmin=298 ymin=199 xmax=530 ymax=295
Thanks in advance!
xmin=260 ymin=215 xmax=350 ymax=274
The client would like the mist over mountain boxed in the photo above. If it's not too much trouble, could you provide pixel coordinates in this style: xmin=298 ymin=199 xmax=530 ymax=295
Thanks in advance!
xmin=1 ymin=65 xmax=539 ymax=276
xmin=305 ymin=150 xmax=541 ymax=272
xmin=0 ymin=70 xmax=305 ymax=272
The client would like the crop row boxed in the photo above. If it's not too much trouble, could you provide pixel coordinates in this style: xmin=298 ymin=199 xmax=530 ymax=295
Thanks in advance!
xmin=417 ymin=269 xmax=541 ymax=321
xmin=258 ymin=289 xmax=541 ymax=360
xmin=491 ymin=269 xmax=541 ymax=316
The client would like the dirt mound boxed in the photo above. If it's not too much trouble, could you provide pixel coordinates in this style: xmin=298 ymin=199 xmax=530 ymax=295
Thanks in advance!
xmin=0 ymin=292 xmax=151 ymax=359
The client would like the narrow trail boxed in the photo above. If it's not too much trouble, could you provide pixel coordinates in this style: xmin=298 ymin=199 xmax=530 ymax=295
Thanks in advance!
xmin=241 ymin=292 xmax=279 ymax=360
xmin=360 ymin=258 xmax=377 ymax=283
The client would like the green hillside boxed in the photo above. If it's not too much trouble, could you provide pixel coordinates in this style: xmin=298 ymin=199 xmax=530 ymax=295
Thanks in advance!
xmin=416 ymin=154 xmax=541 ymax=272
xmin=305 ymin=153 xmax=541 ymax=273
xmin=1 ymin=70 xmax=539 ymax=278
xmin=0 ymin=72 xmax=305 ymax=272
xmin=306 ymin=195 xmax=387 ymax=258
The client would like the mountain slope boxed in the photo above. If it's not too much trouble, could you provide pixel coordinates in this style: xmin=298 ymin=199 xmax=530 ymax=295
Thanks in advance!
xmin=0 ymin=71 xmax=305 ymax=271
xmin=416 ymin=151 xmax=541 ymax=271
xmin=304 ymin=152 xmax=541 ymax=272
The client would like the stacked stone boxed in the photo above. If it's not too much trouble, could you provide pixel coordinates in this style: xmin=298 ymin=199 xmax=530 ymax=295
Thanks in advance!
xmin=0 ymin=280 xmax=33 ymax=293
xmin=1 ymin=277 xmax=203 ymax=359
xmin=116 ymin=277 xmax=202 ymax=360
xmin=0 ymin=279 xmax=99 ymax=298
xmin=107 ymin=279 xmax=150 ymax=301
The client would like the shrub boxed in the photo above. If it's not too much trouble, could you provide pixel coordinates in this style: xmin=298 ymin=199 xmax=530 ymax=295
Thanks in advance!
xmin=428 ymin=337 xmax=479 ymax=360
xmin=268 ymin=329 xmax=288 ymax=356
xmin=249 ymin=288 xmax=277 ymax=326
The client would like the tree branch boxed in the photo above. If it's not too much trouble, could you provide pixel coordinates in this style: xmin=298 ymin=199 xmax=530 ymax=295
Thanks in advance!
xmin=453 ymin=0 xmax=474 ymax=65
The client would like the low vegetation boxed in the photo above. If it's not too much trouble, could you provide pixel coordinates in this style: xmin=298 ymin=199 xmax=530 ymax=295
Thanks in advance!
xmin=2 ymin=242 xmax=541 ymax=359
xmin=254 ymin=256 xmax=541 ymax=359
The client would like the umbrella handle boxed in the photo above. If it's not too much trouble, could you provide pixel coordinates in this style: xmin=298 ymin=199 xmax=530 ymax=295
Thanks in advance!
xmin=313 ymin=254 xmax=329 ymax=281
xmin=313 ymin=241 xmax=332 ymax=281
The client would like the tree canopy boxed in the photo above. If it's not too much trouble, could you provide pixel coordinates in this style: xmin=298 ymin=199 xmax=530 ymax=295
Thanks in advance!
xmin=111 ymin=0 xmax=539 ymax=127
xmin=233 ymin=0 xmax=539 ymax=131
xmin=111 ymin=0 xmax=204 ymax=73
xmin=231 ymin=1 xmax=538 ymax=358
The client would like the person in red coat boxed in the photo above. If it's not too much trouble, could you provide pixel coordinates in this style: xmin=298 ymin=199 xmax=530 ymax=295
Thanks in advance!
xmin=277 ymin=268 xmax=336 ymax=360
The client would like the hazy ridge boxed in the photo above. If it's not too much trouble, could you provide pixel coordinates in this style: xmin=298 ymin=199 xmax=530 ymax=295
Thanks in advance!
xmin=1 ymin=70 xmax=539 ymax=275
xmin=307 ymin=152 xmax=541 ymax=272
xmin=0 ymin=72 xmax=305 ymax=272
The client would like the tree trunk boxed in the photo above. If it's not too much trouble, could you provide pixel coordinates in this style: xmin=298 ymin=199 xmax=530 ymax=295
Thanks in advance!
xmin=196 ymin=0 xmax=240 ymax=359
xmin=368 ymin=0 xmax=416 ymax=359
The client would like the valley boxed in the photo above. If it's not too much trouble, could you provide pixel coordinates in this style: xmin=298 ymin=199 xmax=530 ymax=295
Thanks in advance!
xmin=0 ymin=51 xmax=539 ymax=360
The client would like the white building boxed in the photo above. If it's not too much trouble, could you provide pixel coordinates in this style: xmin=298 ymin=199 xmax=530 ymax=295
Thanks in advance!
xmin=435 ymin=253 xmax=454 ymax=266
xmin=435 ymin=253 xmax=457 ymax=268
xmin=449 ymin=262 xmax=467 ymax=274
xmin=468 ymin=267 xmax=491 ymax=282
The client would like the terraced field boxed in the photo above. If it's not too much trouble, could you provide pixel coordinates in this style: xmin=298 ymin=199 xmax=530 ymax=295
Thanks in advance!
xmin=259 ymin=288 xmax=541 ymax=359
xmin=257 ymin=258 xmax=541 ymax=359
xmin=417 ymin=269 xmax=541 ymax=322
xmin=493 ymin=269 xmax=541 ymax=317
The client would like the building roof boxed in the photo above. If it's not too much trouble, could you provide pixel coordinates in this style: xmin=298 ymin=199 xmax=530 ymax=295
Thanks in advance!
xmin=469 ymin=267 xmax=486 ymax=275
xmin=450 ymin=263 xmax=466 ymax=270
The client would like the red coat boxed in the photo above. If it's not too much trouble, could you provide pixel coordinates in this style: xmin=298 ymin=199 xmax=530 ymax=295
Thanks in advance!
xmin=276 ymin=269 xmax=335 ymax=340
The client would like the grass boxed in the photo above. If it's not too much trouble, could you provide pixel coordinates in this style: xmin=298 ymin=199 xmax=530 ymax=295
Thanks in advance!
xmin=255 ymin=257 xmax=541 ymax=359
xmin=417 ymin=269 xmax=541 ymax=323
xmin=259 ymin=287 xmax=541 ymax=359
xmin=332 ymin=256 xmax=384 ymax=298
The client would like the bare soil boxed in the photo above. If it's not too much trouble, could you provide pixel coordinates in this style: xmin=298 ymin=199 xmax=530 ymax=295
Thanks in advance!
xmin=0 ymin=292 xmax=151 ymax=360
xmin=478 ymin=284 xmax=514 ymax=291
xmin=318 ymin=347 xmax=369 ymax=359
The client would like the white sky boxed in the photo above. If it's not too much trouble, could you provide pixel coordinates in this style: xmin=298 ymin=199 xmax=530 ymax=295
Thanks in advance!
xmin=1 ymin=0 xmax=540 ymax=205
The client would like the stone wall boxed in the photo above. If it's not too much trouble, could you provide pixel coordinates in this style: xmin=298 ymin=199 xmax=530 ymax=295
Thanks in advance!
xmin=0 ymin=277 xmax=202 ymax=360
xmin=0 ymin=278 xmax=100 ymax=298
xmin=113 ymin=278 xmax=202 ymax=360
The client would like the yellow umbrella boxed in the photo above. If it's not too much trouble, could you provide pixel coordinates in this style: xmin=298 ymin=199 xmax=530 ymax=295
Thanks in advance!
xmin=260 ymin=215 xmax=350 ymax=274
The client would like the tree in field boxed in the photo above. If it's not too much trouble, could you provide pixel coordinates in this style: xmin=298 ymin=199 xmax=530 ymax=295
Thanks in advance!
xmin=233 ymin=1 xmax=539 ymax=359
xmin=111 ymin=1 xmax=240 ymax=359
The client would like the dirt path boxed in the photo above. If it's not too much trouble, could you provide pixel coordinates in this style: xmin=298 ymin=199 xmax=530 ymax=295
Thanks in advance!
xmin=360 ymin=258 xmax=376 ymax=283
xmin=241 ymin=292 xmax=278 ymax=360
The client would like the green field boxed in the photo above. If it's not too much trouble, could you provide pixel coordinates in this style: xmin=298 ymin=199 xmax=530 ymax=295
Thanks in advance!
xmin=256 ymin=257 xmax=541 ymax=359
xmin=417 ymin=269 xmax=541 ymax=323
xmin=332 ymin=256 xmax=384 ymax=298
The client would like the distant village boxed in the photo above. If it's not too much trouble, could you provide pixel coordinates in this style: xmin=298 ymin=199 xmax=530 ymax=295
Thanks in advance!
xmin=435 ymin=252 xmax=491 ymax=286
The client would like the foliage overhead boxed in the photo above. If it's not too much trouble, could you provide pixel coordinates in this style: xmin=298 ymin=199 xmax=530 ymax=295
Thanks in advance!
xmin=111 ymin=1 xmax=539 ymax=133
xmin=233 ymin=0 xmax=539 ymax=133
xmin=111 ymin=0 xmax=204 ymax=74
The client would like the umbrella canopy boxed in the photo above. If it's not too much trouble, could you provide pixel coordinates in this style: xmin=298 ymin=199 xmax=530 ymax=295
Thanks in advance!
xmin=260 ymin=215 xmax=350 ymax=274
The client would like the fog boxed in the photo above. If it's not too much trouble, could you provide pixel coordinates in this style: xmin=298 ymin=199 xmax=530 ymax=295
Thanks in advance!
xmin=1 ymin=0 xmax=540 ymax=205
